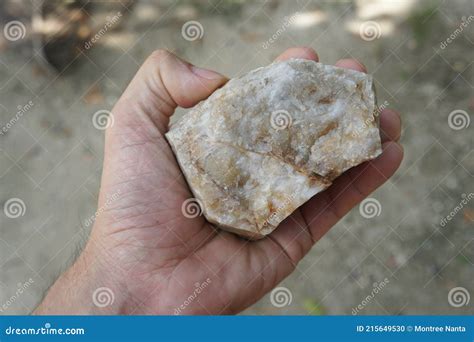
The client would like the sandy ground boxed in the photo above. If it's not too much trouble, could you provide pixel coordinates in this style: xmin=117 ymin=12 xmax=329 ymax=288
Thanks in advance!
xmin=0 ymin=0 xmax=473 ymax=315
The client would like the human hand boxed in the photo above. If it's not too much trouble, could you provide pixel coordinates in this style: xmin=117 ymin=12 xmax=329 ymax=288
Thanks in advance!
xmin=34 ymin=47 xmax=403 ymax=315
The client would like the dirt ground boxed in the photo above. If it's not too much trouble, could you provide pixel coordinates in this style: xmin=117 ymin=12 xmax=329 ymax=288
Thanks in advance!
xmin=0 ymin=0 xmax=473 ymax=315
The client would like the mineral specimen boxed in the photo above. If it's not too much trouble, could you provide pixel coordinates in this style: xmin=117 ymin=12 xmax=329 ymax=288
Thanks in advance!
xmin=166 ymin=59 xmax=382 ymax=239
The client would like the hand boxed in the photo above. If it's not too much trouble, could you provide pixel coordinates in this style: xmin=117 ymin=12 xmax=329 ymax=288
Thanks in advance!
xmin=34 ymin=47 xmax=403 ymax=315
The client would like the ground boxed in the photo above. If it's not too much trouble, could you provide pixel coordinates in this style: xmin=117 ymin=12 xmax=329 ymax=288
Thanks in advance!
xmin=0 ymin=0 xmax=473 ymax=315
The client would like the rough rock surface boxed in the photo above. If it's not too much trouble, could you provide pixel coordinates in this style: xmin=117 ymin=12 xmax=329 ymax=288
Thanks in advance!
xmin=166 ymin=59 xmax=382 ymax=239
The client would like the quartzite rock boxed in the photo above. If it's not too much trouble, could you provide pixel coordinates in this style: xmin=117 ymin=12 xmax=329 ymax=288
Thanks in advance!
xmin=166 ymin=59 xmax=382 ymax=239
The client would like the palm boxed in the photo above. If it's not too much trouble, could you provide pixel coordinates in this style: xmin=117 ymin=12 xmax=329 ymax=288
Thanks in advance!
xmin=95 ymin=119 xmax=296 ymax=314
xmin=89 ymin=48 xmax=402 ymax=315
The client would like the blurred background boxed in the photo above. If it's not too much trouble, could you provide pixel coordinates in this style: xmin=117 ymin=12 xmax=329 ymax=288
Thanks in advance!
xmin=0 ymin=0 xmax=472 ymax=315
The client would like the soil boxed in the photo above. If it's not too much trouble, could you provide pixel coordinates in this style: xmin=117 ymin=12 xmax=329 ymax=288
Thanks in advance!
xmin=0 ymin=0 xmax=472 ymax=315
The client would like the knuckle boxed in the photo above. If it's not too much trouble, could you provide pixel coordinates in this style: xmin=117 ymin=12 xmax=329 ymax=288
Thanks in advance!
xmin=148 ymin=49 xmax=173 ymax=64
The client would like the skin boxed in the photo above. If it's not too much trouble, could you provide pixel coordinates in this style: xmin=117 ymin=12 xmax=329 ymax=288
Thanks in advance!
xmin=34 ymin=47 xmax=403 ymax=315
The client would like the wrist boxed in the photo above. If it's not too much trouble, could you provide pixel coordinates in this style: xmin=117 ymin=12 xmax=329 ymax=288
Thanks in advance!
xmin=33 ymin=236 xmax=129 ymax=315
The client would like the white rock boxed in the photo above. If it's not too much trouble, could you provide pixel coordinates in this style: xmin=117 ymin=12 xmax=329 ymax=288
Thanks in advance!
xmin=166 ymin=59 xmax=382 ymax=239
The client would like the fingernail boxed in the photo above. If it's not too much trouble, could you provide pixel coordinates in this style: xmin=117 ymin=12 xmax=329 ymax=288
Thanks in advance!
xmin=191 ymin=65 xmax=224 ymax=80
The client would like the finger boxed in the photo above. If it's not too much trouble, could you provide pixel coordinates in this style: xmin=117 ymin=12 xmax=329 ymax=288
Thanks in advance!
xmin=301 ymin=141 xmax=403 ymax=242
xmin=99 ymin=50 xmax=228 ymax=211
xmin=257 ymin=56 xmax=402 ymax=265
xmin=274 ymin=46 xmax=319 ymax=62
xmin=335 ymin=58 xmax=367 ymax=73
xmin=258 ymin=207 xmax=314 ymax=266
xmin=112 ymin=49 xmax=228 ymax=134
xmin=260 ymin=140 xmax=403 ymax=266
xmin=380 ymin=109 xmax=401 ymax=142
xmin=335 ymin=60 xmax=402 ymax=142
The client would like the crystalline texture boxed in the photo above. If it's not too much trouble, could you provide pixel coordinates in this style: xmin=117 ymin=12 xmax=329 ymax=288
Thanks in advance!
xmin=166 ymin=59 xmax=382 ymax=239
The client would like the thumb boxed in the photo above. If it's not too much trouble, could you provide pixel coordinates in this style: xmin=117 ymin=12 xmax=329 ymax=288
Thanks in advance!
xmin=111 ymin=49 xmax=228 ymax=134
xmin=96 ymin=50 xmax=227 ymax=210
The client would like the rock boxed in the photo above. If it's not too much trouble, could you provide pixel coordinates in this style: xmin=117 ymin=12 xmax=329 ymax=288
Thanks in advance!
xmin=166 ymin=59 xmax=382 ymax=239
